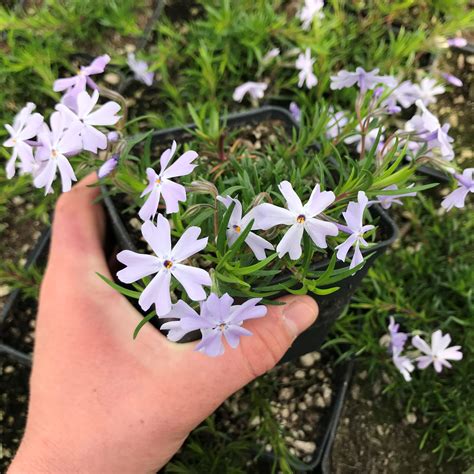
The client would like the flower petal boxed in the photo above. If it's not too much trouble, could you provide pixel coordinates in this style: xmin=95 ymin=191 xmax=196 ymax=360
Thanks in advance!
xmin=139 ymin=269 xmax=172 ymax=316
xmin=245 ymin=232 xmax=274 ymax=261
xmin=276 ymin=224 xmax=304 ymax=260
xmin=116 ymin=251 xmax=161 ymax=283
xmin=56 ymin=155 xmax=77 ymax=192
xmin=305 ymin=217 xmax=338 ymax=248
xmin=162 ymin=150 xmax=198 ymax=179
xmin=160 ymin=141 xmax=177 ymax=172
xmin=224 ymin=325 xmax=253 ymax=348
xmin=278 ymin=181 xmax=304 ymax=214
xmin=196 ymin=330 xmax=224 ymax=357
xmin=85 ymin=101 xmax=121 ymax=126
xmin=412 ymin=335 xmax=432 ymax=355
xmin=304 ymin=185 xmax=336 ymax=217
xmin=138 ymin=188 xmax=161 ymax=222
xmin=251 ymin=203 xmax=295 ymax=230
xmin=142 ymin=216 xmax=171 ymax=257
xmin=171 ymin=226 xmax=208 ymax=262
xmin=172 ymin=264 xmax=211 ymax=301
xmin=161 ymin=180 xmax=186 ymax=214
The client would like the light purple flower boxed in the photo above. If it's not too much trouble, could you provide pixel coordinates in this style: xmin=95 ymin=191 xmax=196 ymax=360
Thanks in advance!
xmin=405 ymin=100 xmax=454 ymax=161
xmin=382 ymin=80 xmax=419 ymax=112
xmin=262 ymin=48 xmax=280 ymax=64
xmin=54 ymin=54 xmax=110 ymax=105
xmin=116 ymin=215 xmax=211 ymax=316
xmin=33 ymin=112 xmax=82 ymax=194
xmin=3 ymin=103 xmax=44 ymax=179
xmin=335 ymin=191 xmax=374 ymax=269
xmin=330 ymin=67 xmax=396 ymax=92
xmin=297 ymin=0 xmax=324 ymax=30
xmin=344 ymin=125 xmax=385 ymax=154
xmin=375 ymin=184 xmax=417 ymax=209
xmin=162 ymin=293 xmax=267 ymax=357
xmin=388 ymin=316 xmax=408 ymax=352
xmin=217 ymin=195 xmax=274 ymax=261
xmin=392 ymin=348 xmax=415 ymax=382
xmin=98 ymin=154 xmax=119 ymax=179
xmin=289 ymin=102 xmax=301 ymax=123
xmin=441 ymin=72 xmax=463 ymax=88
xmin=296 ymin=48 xmax=318 ymax=89
xmin=252 ymin=181 xmax=338 ymax=260
xmin=441 ymin=168 xmax=474 ymax=211
xmin=412 ymin=78 xmax=445 ymax=105
xmin=107 ymin=131 xmax=120 ymax=143
xmin=326 ymin=108 xmax=348 ymax=139
xmin=139 ymin=141 xmax=198 ymax=220
xmin=56 ymin=89 xmax=121 ymax=153
xmin=412 ymin=330 xmax=463 ymax=373
xmin=232 ymin=82 xmax=268 ymax=102
xmin=127 ymin=52 xmax=154 ymax=86
xmin=447 ymin=37 xmax=467 ymax=48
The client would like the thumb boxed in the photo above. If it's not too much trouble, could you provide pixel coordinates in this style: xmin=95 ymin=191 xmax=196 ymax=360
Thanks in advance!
xmin=184 ymin=295 xmax=318 ymax=402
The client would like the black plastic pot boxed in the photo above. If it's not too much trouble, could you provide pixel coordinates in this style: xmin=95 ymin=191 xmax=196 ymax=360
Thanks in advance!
xmin=103 ymin=106 xmax=398 ymax=363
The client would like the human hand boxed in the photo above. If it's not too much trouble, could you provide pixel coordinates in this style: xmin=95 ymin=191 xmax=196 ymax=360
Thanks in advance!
xmin=10 ymin=174 xmax=318 ymax=474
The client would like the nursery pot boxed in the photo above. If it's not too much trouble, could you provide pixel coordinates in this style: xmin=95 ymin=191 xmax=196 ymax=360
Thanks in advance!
xmin=103 ymin=106 xmax=399 ymax=363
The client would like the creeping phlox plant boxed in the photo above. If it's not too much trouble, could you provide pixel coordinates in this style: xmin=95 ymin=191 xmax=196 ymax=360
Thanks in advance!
xmin=3 ymin=48 xmax=470 ymax=361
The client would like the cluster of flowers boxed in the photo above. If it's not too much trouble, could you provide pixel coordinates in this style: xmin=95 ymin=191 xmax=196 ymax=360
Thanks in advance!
xmin=386 ymin=318 xmax=463 ymax=381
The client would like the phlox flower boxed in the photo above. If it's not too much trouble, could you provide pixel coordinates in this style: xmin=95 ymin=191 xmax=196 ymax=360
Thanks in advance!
xmin=289 ymin=102 xmax=302 ymax=123
xmin=388 ymin=316 xmax=408 ymax=352
xmin=56 ymin=90 xmax=121 ymax=154
xmin=232 ymin=82 xmax=268 ymax=103
xmin=54 ymin=54 xmax=110 ymax=106
xmin=405 ymin=100 xmax=454 ymax=161
xmin=127 ymin=52 xmax=154 ymax=86
xmin=296 ymin=48 xmax=318 ymax=89
xmin=262 ymin=48 xmax=280 ymax=64
xmin=375 ymin=184 xmax=417 ymax=209
xmin=447 ymin=37 xmax=467 ymax=48
xmin=252 ymin=181 xmax=338 ymax=260
xmin=412 ymin=77 xmax=445 ymax=105
xmin=116 ymin=215 xmax=211 ymax=316
xmin=33 ymin=111 xmax=82 ymax=194
xmin=98 ymin=154 xmax=119 ymax=179
xmin=441 ymin=72 xmax=463 ymax=88
xmin=326 ymin=108 xmax=348 ymax=139
xmin=335 ymin=191 xmax=374 ymax=269
xmin=330 ymin=67 xmax=396 ymax=92
xmin=3 ymin=103 xmax=43 ymax=178
xmin=382 ymin=80 xmax=419 ymax=111
xmin=161 ymin=294 xmax=267 ymax=357
xmin=412 ymin=330 xmax=463 ymax=373
xmin=139 ymin=141 xmax=198 ymax=220
xmin=441 ymin=168 xmax=474 ymax=211
xmin=392 ymin=348 xmax=415 ymax=382
xmin=217 ymin=195 xmax=273 ymax=261
xmin=297 ymin=0 xmax=324 ymax=30
xmin=344 ymin=125 xmax=384 ymax=154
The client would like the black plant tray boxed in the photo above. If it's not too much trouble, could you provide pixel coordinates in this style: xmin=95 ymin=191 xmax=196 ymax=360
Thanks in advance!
xmin=103 ymin=106 xmax=399 ymax=363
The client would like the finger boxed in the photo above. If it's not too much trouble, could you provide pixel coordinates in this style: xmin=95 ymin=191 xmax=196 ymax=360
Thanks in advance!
xmin=171 ymin=295 xmax=318 ymax=411
xmin=47 ymin=173 xmax=110 ymax=277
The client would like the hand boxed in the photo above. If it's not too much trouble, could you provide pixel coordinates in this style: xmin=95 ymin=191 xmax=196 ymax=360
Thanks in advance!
xmin=10 ymin=174 xmax=318 ymax=474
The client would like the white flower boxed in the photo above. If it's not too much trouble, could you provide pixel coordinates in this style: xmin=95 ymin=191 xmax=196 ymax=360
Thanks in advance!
xmin=412 ymin=78 xmax=445 ymax=105
xmin=412 ymin=330 xmax=463 ymax=373
xmin=127 ymin=52 xmax=154 ymax=86
xmin=296 ymin=48 xmax=318 ymax=89
xmin=297 ymin=0 xmax=324 ymax=30
xmin=262 ymin=48 xmax=280 ymax=64
xmin=392 ymin=348 xmax=415 ymax=382
xmin=232 ymin=82 xmax=268 ymax=102
xmin=217 ymin=195 xmax=274 ymax=261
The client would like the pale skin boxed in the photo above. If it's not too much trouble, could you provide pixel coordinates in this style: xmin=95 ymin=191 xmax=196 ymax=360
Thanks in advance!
xmin=9 ymin=174 xmax=318 ymax=474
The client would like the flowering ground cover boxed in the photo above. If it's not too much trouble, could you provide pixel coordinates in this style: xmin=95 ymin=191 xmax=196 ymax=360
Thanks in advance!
xmin=1 ymin=1 xmax=473 ymax=472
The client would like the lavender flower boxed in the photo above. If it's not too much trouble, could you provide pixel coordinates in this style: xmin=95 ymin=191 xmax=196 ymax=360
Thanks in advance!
xmin=296 ymin=49 xmax=318 ymax=89
xmin=344 ymin=125 xmax=385 ymax=154
xmin=289 ymin=102 xmax=302 ymax=123
xmin=441 ymin=72 xmax=463 ymax=88
xmin=98 ymin=154 xmax=119 ymax=179
xmin=162 ymin=294 xmax=267 ymax=357
xmin=405 ymin=100 xmax=454 ymax=161
xmin=252 ymin=181 xmax=338 ymax=260
xmin=375 ymin=184 xmax=417 ymax=209
xmin=3 ymin=103 xmax=43 ymax=179
xmin=127 ymin=52 xmax=154 ymax=86
xmin=33 ymin=112 xmax=82 ymax=194
xmin=392 ymin=348 xmax=415 ymax=382
xmin=139 ymin=141 xmax=198 ymax=220
xmin=412 ymin=330 xmax=463 ymax=373
xmin=56 ymin=90 xmax=121 ymax=153
xmin=297 ymin=0 xmax=324 ymax=30
xmin=326 ymin=108 xmax=348 ymax=139
xmin=441 ymin=169 xmax=474 ymax=211
xmin=330 ymin=67 xmax=396 ymax=92
xmin=335 ymin=191 xmax=374 ymax=269
xmin=382 ymin=80 xmax=419 ymax=112
xmin=232 ymin=82 xmax=268 ymax=103
xmin=54 ymin=54 xmax=110 ymax=105
xmin=447 ymin=37 xmax=467 ymax=48
xmin=116 ymin=215 xmax=211 ymax=316
xmin=262 ymin=48 xmax=280 ymax=64
xmin=388 ymin=317 xmax=408 ymax=352
xmin=107 ymin=131 xmax=120 ymax=143
xmin=217 ymin=195 xmax=274 ymax=260
xmin=412 ymin=78 xmax=445 ymax=105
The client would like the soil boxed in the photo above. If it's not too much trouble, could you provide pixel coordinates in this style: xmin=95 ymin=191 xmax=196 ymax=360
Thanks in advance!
xmin=330 ymin=368 xmax=465 ymax=474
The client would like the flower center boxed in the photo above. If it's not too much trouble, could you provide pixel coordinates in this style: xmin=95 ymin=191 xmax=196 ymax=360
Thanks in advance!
xmin=155 ymin=177 xmax=162 ymax=185
xmin=217 ymin=323 xmax=227 ymax=332
xmin=163 ymin=259 xmax=173 ymax=270
xmin=232 ymin=224 xmax=241 ymax=233
xmin=296 ymin=214 xmax=306 ymax=224
xmin=51 ymin=149 xmax=58 ymax=158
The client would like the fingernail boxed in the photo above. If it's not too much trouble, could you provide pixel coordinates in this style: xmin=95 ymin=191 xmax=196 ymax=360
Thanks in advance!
xmin=282 ymin=297 xmax=318 ymax=339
